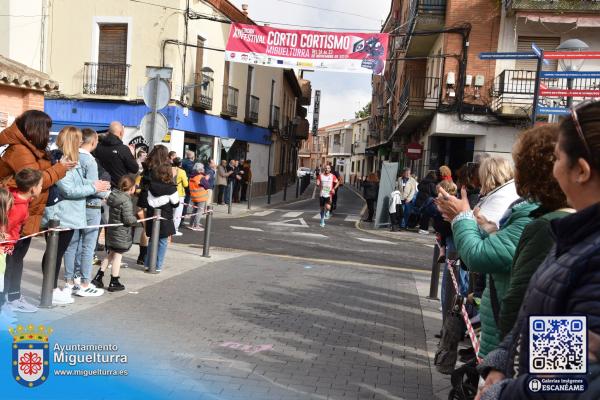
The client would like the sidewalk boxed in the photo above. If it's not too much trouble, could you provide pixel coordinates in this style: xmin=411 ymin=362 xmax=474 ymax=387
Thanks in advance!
xmin=210 ymin=180 xmax=316 ymax=219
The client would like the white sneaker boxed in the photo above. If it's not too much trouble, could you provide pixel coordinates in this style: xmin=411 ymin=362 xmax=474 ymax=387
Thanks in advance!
xmin=74 ymin=276 xmax=81 ymax=286
xmin=7 ymin=296 xmax=38 ymax=313
xmin=52 ymin=288 xmax=74 ymax=305
xmin=75 ymin=286 xmax=104 ymax=297
xmin=1 ymin=302 xmax=16 ymax=318
xmin=325 ymin=211 xmax=330 ymax=220
xmin=418 ymin=229 xmax=430 ymax=235
xmin=174 ymin=231 xmax=183 ymax=236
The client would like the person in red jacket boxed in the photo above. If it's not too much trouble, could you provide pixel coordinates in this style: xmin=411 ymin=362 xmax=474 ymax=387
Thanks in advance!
xmin=2 ymin=168 xmax=43 ymax=314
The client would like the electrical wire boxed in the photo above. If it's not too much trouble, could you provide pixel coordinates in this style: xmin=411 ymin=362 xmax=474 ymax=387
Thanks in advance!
xmin=275 ymin=0 xmax=382 ymax=22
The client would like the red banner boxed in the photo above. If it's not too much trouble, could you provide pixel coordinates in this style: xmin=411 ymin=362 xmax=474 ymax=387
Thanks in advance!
xmin=544 ymin=51 xmax=600 ymax=60
xmin=225 ymin=23 xmax=389 ymax=75
xmin=539 ymin=88 xmax=600 ymax=97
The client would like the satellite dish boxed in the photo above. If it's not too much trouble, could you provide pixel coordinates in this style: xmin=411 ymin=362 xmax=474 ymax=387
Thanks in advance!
xmin=143 ymin=78 xmax=170 ymax=111
xmin=140 ymin=111 xmax=169 ymax=146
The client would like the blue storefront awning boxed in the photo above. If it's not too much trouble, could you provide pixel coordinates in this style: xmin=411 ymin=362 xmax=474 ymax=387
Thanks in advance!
xmin=45 ymin=99 xmax=272 ymax=145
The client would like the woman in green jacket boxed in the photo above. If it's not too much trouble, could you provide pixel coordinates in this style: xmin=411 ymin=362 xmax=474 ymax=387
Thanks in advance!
xmin=497 ymin=125 xmax=573 ymax=339
xmin=436 ymin=156 xmax=537 ymax=357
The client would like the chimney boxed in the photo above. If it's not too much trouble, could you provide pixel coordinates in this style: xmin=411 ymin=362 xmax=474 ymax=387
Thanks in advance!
xmin=241 ymin=4 xmax=249 ymax=16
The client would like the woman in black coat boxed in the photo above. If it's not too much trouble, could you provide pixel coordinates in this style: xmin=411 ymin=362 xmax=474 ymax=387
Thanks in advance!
xmin=362 ymin=173 xmax=379 ymax=222
xmin=144 ymin=163 xmax=179 ymax=273
xmin=476 ymin=101 xmax=600 ymax=400
xmin=415 ymin=171 xmax=438 ymax=233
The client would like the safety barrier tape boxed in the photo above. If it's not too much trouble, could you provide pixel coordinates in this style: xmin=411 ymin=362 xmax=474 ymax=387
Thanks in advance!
xmin=446 ymin=259 xmax=482 ymax=363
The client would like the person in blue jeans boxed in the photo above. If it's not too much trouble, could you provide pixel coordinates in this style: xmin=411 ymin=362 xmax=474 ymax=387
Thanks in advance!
xmin=63 ymin=128 xmax=108 ymax=296
xmin=144 ymin=163 xmax=179 ymax=272
xmin=396 ymin=168 xmax=417 ymax=228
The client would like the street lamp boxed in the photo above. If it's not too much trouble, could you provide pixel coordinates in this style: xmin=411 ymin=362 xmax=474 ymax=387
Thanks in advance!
xmin=556 ymin=39 xmax=589 ymax=108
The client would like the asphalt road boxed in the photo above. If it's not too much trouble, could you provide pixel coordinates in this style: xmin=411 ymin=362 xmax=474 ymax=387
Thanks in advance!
xmin=175 ymin=186 xmax=434 ymax=271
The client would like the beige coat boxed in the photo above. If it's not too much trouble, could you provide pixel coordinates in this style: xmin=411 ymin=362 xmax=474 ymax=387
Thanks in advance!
xmin=216 ymin=165 xmax=228 ymax=186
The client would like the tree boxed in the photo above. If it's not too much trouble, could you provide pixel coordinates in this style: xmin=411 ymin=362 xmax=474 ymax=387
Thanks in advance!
xmin=354 ymin=101 xmax=371 ymax=119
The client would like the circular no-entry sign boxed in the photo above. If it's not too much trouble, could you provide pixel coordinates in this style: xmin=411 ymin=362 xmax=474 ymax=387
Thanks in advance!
xmin=405 ymin=142 xmax=423 ymax=160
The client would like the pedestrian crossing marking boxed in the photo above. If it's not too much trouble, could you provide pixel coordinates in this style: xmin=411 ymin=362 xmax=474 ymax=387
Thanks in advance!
xmin=231 ymin=226 xmax=264 ymax=232
xmin=344 ymin=215 xmax=360 ymax=222
xmin=267 ymin=218 xmax=309 ymax=228
xmin=282 ymin=211 xmax=303 ymax=218
xmin=312 ymin=213 xmax=321 ymax=220
xmin=290 ymin=232 xmax=327 ymax=238
xmin=253 ymin=210 xmax=275 ymax=217
xmin=356 ymin=238 xmax=395 ymax=245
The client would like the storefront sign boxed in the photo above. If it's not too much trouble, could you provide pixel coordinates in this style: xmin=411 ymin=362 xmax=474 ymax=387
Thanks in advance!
xmin=225 ymin=23 xmax=389 ymax=75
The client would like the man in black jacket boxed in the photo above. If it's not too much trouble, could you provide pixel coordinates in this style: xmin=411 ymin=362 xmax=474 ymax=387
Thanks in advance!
xmin=95 ymin=121 xmax=139 ymax=188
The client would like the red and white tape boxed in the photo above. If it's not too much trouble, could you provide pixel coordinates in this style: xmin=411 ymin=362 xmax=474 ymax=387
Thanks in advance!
xmin=447 ymin=259 xmax=482 ymax=363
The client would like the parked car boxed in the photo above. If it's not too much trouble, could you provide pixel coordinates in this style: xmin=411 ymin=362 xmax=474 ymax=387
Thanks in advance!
xmin=297 ymin=167 xmax=312 ymax=178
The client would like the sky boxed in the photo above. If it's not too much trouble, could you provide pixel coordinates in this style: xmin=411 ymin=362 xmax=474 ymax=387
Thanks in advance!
xmin=229 ymin=0 xmax=391 ymax=127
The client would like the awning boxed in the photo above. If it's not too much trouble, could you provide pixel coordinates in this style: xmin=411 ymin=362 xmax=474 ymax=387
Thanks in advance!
xmin=51 ymin=121 xmax=110 ymax=133
xmin=518 ymin=12 xmax=600 ymax=28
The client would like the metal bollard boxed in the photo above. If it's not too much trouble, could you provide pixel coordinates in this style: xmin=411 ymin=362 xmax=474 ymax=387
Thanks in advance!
xmin=267 ymin=176 xmax=272 ymax=205
xmin=227 ymin=181 xmax=233 ymax=215
xmin=427 ymin=245 xmax=441 ymax=300
xmin=247 ymin=182 xmax=252 ymax=210
xmin=40 ymin=219 xmax=60 ymax=308
xmin=202 ymin=206 xmax=213 ymax=258
xmin=283 ymin=176 xmax=288 ymax=201
xmin=146 ymin=209 xmax=162 ymax=274
xmin=295 ymin=178 xmax=300 ymax=198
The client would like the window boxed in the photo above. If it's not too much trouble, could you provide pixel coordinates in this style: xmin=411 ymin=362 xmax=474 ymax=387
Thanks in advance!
xmin=516 ymin=36 xmax=559 ymax=71
xmin=334 ymin=134 xmax=341 ymax=145
xmin=352 ymin=161 xmax=355 ymax=172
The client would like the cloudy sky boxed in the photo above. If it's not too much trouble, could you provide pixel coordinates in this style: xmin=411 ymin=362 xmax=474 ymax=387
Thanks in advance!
xmin=230 ymin=0 xmax=390 ymax=127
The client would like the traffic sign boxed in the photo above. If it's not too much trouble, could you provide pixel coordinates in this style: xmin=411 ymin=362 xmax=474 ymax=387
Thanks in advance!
xmin=545 ymin=51 xmax=600 ymax=60
xmin=540 ymin=71 xmax=600 ymax=79
xmin=143 ymin=78 xmax=170 ymax=111
xmin=539 ymin=88 xmax=600 ymax=97
xmin=479 ymin=52 xmax=538 ymax=60
xmin=221 ymin=138 xmax=236 ymax=152
xmin=405 ymin=142 xmax=423 ymax=161
xmin=140 ymin=111 xmax=168 ymax=145
xmin=537 ymin=106 xmax=570 ymax=116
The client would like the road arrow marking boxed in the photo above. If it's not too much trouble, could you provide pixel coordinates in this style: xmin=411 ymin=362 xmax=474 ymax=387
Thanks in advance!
xmin=344 ymin=215 xmax=360 ymax=222
xmin=291 ymin=232 xmax=327 ymax=238
xmin=268 ymin=218 xmax=309 ymax=228
xmin=356 ymin=237 xmax=395 ymax=245
xmin=253 ymin=210 xmax=275 ymax=217
xmin=282 ymin=211 xmax=303 ymax=218
xmin=231 ymin=226 xmax=264 ymax=231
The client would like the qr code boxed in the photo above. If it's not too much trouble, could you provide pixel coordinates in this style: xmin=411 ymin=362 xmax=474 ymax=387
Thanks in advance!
xmin=529 ymin=316 xmax=587 ymax=374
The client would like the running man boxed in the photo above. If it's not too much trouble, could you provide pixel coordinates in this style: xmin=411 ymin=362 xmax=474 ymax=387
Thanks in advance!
xmin=316 ymin=165 xmax=339 ymax=227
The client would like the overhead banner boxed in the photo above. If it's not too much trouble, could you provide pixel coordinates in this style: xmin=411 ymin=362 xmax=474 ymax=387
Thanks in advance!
xmin=225 ymin=23 xmax=389 ymax=75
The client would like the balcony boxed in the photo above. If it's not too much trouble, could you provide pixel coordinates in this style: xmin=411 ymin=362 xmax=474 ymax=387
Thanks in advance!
xmin=299 ymin=79 xmax=312 ymax=106
xmin=492 ymin=69 xmax=600 ymax=117
xmin=270 ymin=105 xmax=280 ymax=130
xmin=395 ymin=76 xmax=441 ymax=138
xmin=403 ymin=0 xmax=447 ymax=57
xmin=193 ymin=72 xmax=213 ymax=110
xmin=221 ymin=85 xmax=239 ymax=117
xmin=505 ymin=0 xmax=600 ymax=13
xmin=245 ymin=95 xmax=259 ymax=124
xmin=83 ymin=62 xmax=130 ymax=96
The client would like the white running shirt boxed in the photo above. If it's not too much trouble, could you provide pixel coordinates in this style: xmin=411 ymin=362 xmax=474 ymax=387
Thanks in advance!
xmin=318 ymin=173 xmax=337 ymax=198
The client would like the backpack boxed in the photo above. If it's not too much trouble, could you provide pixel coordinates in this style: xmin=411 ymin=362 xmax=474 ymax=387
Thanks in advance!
xmin=448 ymin=359 xmax=480 ymax=400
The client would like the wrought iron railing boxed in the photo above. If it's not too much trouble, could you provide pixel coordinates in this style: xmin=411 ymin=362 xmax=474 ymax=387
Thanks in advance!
xmin=246 ymin=95 xmax=259 ymax=123
xmin=270 ymin=105 xmax=280 ymax=130
xmin=193 ymin=73 xmax=213 ymax=110
xmin=83 ymin=62 xmax=130 ymax=96
xmin=398 ymin=76 xmax=442 ymax=121
xmin=492 ymin=69 xmax=600 ymax=113
xmin=399 ymin=0 xmax=447 ymax=49
xmin=222 ymin=85 xmax=239 ymax=117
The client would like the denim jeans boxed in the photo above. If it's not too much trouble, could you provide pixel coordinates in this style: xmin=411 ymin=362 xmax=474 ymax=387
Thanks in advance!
xmin=401 ymin=201 xmax=413 ymax=228
xmin=145 ymin=237 xmax=168 ymax=270
xmin=64 ymin=209 xmax=101 ymax=283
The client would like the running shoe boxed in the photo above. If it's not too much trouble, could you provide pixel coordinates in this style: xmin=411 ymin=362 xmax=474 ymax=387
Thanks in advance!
xmin=418 ymin=229 xmax=430 ymax=235
xmin=174 ymin=231 xmax=183 ymax=236
xmin=320 ymin=220 xmax=325 ymax=228
xmin=7 ymin=296 xmax=38 ymax=313
xmin=75 ymin=286 xmax=104 ymax=297
xmin=52 ymin=288 xmax=74 ymax=305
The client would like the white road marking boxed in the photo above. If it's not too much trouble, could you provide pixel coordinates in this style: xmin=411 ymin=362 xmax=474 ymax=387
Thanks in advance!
xmin=312 ymin=213 xmax=322 ymax=220
xmin=267 ymin=218 xmax=309 ymax=228
xmin=290 ymin=232 xmax=327 ymax=239
xmin=344 ymin=215 xmax=361 ymax=222
xmin=253 ymin=210 xmax=275 ymax=217
xmin=282 ymin=211 xmax=303 ymax=218
xmin=231 ymin=226 xmax=264 ymax=232
xmin=356 ymin=238 xmax=395 ymax=245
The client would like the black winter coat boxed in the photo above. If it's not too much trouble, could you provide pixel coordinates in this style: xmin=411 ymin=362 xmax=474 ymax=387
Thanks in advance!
xmin=94 ymin=134 xmax=139 ymax=188
xmin=145 ymin=180 xmax=178 ymax=238
xmin=363 ymin=181 xmax=379 ymax=200
xmin=480 ymin=202 xmax=600 ymax=400
xmin=105 ymin=190 xmax=138 ymax=252
xmin=415 ymin=178 xmax=437 ymax=208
